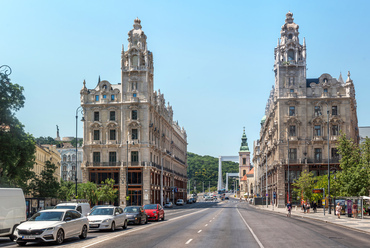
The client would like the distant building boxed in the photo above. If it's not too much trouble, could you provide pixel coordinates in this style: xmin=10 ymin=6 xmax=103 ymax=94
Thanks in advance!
xmin=27 ymin=145 xmax=61 ymax=197
xmin=253 ymin=12 xmax=359 ymax=207
xmin=57 ymin=147 xmax=83 ymax=184
xmin=359 ymin=127 xmax=370 ymax=144
xmin=238 ymin=128 xmax=254 ymax=197
xmin=80 ymin=18 xmax=188 ymax=206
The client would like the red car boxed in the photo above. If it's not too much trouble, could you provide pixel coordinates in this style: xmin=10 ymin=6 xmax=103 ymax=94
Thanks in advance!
xmin=143 ymin=204 xmax=165 ymax=221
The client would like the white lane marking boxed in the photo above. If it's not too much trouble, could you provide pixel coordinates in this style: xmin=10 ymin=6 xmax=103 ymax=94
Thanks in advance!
xmin=186 ymin=239 xmax=193 ymax=244
xmin=198 ymin=230 xmax=202 ymax=233
xmin=209 ymin=220 xmax=212 ymax=222
xmin=236 ymin=208 xmax=264 ymax=248
xmin=205 ymin=224 xmax=208 ymax=226
xmin=80 ymin=208 xmax=209 ymax=248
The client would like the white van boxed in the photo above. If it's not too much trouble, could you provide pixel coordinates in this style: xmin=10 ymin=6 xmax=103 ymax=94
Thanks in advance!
xmin=54 ymin=202 xmax=91 ymax=216
xmin=0 ymin=188 xmax=26 ymax=241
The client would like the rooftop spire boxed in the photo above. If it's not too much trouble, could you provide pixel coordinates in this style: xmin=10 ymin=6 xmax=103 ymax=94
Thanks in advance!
xmin=240 ymin=127 xmax=250 ymax=152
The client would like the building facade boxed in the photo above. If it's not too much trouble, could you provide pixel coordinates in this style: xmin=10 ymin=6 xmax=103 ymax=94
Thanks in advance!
xmin=238 ymin=128 xmax=253 ymax=197
xmin=253 ymin=12 xmax=359 ymax=207
xmin=57 ymin=145 xmax=83 ymax=184
xmin=80 ymin=18 xmax=188 ymax=206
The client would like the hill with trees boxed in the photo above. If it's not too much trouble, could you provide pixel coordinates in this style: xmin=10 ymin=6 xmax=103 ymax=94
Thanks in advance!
xmin=187 ymin=152 xmax=239 ymax=193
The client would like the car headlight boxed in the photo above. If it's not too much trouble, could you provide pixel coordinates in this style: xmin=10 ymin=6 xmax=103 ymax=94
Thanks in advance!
xmin=102 ymin=219 xmax=110 ymax=223
xmin=46 ymin=227 xmax=55 ymax=231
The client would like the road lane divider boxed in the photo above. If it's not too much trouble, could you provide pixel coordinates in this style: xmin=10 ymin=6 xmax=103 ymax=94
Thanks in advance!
xmin=197 ymin=230 xmax=202 ymax=233
xmin=236 ymin=208 xmax=264 ymax=248
xmin=185 ymin=239 xmax=193 ymax=244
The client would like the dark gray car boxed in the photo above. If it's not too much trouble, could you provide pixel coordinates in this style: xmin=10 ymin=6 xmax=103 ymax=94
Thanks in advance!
xmin=124 ymin=206 xmax=148 ymax=225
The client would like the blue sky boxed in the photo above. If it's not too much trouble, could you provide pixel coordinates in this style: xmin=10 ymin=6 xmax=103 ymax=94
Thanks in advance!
xmin=2 ymin=0 xmax=370 ymax=158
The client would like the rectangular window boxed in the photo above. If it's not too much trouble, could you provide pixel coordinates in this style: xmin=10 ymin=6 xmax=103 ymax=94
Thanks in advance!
xmin=110 ymin=129 xmax=116 ymax=140
xmin=94 ymin=112 xmax=99 ymax=121
xmin=109 ymin=152 xmax=116 ymax=163
xmin=132 ymin=110 xmax=138 ymax=120
xmin=290 ymin=89 xmax=294 ymax=93
xmin=314 ymin=148 xmax=322 ymax=162
xmin=95 ymin=95 xmax=99 ymax=101
xmin=314 ymin=106 xmax=321 ymax=116
xmin=289 ymin=125 xmax=296 ymax=136
xmin=111 ymin=95 xmax=115 ymax=100
xmin=93 ymin=152 xmax=100 ymax=163
xmin=314 ymin=125 xmax=321 ymax=136
xmin=332 ymin=148 xmax=339 ymax=161
xmin=110 ymin=111 xmax=116 ymax=121
xmin=289 ymin=106 xmax=295 ymax=116
xmin=132 ymin=129 xmax=138 ymax=139
xmin=103 ymin=95 xmax=106 ymax=99
xmin=288 ymin=148 xmax=297 ymax=160
xmin=94 ymin=130 xmax=100 ymax=140
xmin=324 ymin=88 xmax=328 ymax=93
xmin=131 ymin=151 xmax=139 ymax=162
xmin=332 ymin=125 xmax=339 ymax=136
xmin=332 ymin=106 xmax=338 ymax=116
xmin=243 ymin=158 xmax=246 ymax=165
xmin=132 ymin=82 xmax=137 ymax=90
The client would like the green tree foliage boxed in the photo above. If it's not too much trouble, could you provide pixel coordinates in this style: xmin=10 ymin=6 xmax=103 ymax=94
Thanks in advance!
xmin=337 ymin=133 xmax=370 ymax=196
xmin=187 ymin=152 xmax=239 ymax=192
xmin=30 ymin=160 xmax=60 ymax=197
xmin=71 ymin=138 xmax=83 ymax=148
xmin=97 ymin=178 xmax=117 ymax=204
xmin=58 ymin=180 xmax=75 ymax=201
xmin=78 ymin=181 xmax=98 ymax=205
xmin=35 ymin=136 xmax=62 ymax=147
xmin=292 ymin=170 xmax=315 ymax=202
xmin=0 ymin=69 xmax=35 ymax=192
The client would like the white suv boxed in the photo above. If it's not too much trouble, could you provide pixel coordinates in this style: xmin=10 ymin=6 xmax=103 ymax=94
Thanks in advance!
xmin=176 ymin=199 xmax=184 ymax=205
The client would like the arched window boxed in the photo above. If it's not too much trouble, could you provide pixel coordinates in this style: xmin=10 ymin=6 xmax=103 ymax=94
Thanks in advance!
xmin=288 ymin=34 xmax=293 ymax=39
xmin=243 ymin=170 xmax=246 ymax=176
xmin=131 ymin=55 xmax=138 ymax=66
xmin=288 ymin=50 xmax=294 ymax=61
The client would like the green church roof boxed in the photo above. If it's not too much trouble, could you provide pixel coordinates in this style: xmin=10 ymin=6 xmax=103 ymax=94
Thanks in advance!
xmin=240 ymin=127 xmax=250 ymax=152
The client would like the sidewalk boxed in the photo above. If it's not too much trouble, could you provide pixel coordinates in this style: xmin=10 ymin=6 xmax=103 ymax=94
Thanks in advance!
xmin=253 ymin=204 xmax=370 ymax=234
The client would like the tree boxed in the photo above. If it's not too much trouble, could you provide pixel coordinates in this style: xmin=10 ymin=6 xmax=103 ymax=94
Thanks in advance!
xmin=0 ymin=69 xmax=36 ymax=192
xmin=97 ymin=179 xmax=118 ymax=204
xmin=58 ymin=180 xmax=74 ymax=201
xmin=30 ymin=160 xmax=60 ymax=197
xmin=337 ymin=133 xmax=370 ymax=196
xmin=78 ymin=181 xmax=98 ymax=205
xmin=35 ymin=136 xmax=61 ymax=146
xmin=71 ymin=138 xmax=83 ymax=148
xmin=292 ymin=170 xmax=315 ymax=202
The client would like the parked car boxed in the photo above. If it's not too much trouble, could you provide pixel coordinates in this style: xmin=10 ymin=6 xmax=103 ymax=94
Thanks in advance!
xmin=90 ymin=205 xmax=112 ymax=213
xmin=0 ymin=188 xmax=26 ymax=241
xmin=124 ymin=206 xmax=148 ymax=225
xmin=187 ymin=198 xmax=193 ymax=204
xmin=164 ymin=202 xmax=173 ymax=208
xmin=54 ymin=202 xmax=91 ymax=216
xmin=87 ymin=206 xmax=127 ymax=231
xmin=176 ymin=199 xmax=184 ymax=205
xmin=14 ymin=209 xmax=88 ymax=246
xmin=143 ymin=204 xmax=164 ymax=221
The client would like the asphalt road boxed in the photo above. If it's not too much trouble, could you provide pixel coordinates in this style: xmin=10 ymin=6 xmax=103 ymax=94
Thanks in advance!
xmin=1 ymin=198 xmax=370 ymax=248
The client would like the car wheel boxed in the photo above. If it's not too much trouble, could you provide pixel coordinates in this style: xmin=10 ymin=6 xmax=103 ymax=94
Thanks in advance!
xmin=110 ymin=222 xmax=115 ymax=231
xmin=123 ymin=220 xmax=128 ymax=229
xmin=55 ymin=229 xmax=64 ymax=245
xmin=162 ymin=214 xmax=165 ymax=221
xmin=79 ymin=225 xmax=87 ymax=239
xmin=16 ymin=242 xmax=27 ymax=246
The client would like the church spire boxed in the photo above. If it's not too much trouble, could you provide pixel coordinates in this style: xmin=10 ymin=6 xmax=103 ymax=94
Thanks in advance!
xmin=240 ymin=127 xmax=250 ymax=152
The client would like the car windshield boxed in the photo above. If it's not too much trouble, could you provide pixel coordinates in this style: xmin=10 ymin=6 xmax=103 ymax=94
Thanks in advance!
xmin=29 ymin=211 xmax=64 ymax=221
xmin=90 ymin=208 xmax=114 ymax=216
xmin=124 ymin=207 xmax=140 ymax=213
xmin=54 ymin=206 xmax=75 ymax=210
xmin=143 ymin=204 xmax=157 ymax=210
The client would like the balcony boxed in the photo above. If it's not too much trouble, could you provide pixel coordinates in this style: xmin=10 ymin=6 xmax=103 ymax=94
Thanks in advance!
xmin=88 ymin=162 xmax=120 ymax=167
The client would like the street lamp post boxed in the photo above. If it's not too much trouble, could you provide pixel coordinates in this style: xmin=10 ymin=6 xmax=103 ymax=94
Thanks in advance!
xmin=126 ymin=139 xmax=129 ymax=206
xmin=280 ymin=130 xmax=290 ymax=203
xmin=75 ymin=106 xmax=84 ymax=198
xmin=265 ymin=153 xmax=268 ymax=207
xmin=326 ymin=104 xmax=331 ymax=214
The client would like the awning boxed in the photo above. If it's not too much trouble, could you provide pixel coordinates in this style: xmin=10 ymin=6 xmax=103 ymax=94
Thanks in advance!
xmin=362 ymin=196 xmax=370 ymax=200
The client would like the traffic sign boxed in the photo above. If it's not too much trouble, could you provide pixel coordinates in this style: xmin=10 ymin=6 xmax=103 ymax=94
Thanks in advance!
xmin=312 ymin=189 xmax=324 ymax=193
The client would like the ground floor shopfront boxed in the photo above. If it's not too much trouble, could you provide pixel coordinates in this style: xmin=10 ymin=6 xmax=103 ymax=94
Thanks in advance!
xmin=259 ymin=163 xmax=340 ymax=208
xmin=83 ymin=163 xmax=187 ymax=206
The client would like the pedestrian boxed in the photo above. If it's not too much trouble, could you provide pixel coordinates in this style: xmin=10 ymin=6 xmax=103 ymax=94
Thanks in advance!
xmin=353 ymin=202 xmax=358 ymax=218
xmin=306 ymin=201 xmax=310 ymax=214
xmin=287 ymin=201 xmax=292 ymax=217
xmin=336 ymin=202 xmax=342 ymax=218
xmin=303 ymin=202 xmax=306 ymax=214
xmin=313 ymin=201 xmax=317 ymax=213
